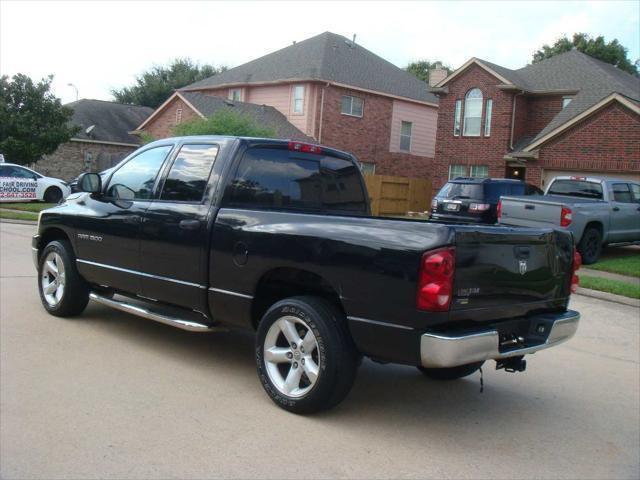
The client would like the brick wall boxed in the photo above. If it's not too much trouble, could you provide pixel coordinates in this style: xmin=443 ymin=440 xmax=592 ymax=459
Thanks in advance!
xmin=143 ymin=97 xmax=201 ymax=139
xmin=513 ymin=95 xmax=564 ymax=144
xmin=530 ymin=102 xmax=640 ymax=184
xmin=36 ymin=141 xmax=136 ymax=180
xmin=433 ymin=64 xmax=515 ymax=189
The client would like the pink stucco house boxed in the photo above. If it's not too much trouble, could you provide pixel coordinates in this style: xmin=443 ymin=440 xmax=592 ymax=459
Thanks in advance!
xmin=137 ymin=32 xmax=440 ymax=178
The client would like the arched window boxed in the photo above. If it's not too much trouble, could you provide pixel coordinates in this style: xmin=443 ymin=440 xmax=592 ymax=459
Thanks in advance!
xmin=463 ymin=88 xmax=483 ymax=136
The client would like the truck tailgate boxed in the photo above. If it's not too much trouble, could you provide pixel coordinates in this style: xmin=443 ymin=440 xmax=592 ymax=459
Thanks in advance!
xmin=452 ymin=226 xmax=573 ymax=314
xmin=499 ymin=196 xmax=564 ymax=227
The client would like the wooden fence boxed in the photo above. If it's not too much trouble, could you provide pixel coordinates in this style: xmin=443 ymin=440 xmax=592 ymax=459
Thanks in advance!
xmin=364 ymin=175 xmax=432 ymax=216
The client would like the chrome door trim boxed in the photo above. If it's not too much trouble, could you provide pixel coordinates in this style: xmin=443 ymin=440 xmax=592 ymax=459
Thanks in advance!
xmin=347 ymin=316 xmax=415 ymax=331
xmin=208 ymin=287 xmax=254 ymax=299
xmin=76 ymin=259 xmax=207 ymax=289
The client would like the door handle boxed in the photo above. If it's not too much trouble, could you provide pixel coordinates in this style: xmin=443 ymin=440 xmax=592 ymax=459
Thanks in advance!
xmin=179 ymin=219 xmax=201 ymax=230
xmin=612 ymin=207 xmax=620 ymax=212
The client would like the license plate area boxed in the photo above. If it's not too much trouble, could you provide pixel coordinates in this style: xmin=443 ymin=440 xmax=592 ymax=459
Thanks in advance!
xmin=445 ymin=202 xmax=460 ymax=211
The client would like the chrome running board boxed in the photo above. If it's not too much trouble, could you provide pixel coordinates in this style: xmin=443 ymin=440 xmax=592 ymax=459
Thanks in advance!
xmin=89 ymin=292 xmax=222 ymax=332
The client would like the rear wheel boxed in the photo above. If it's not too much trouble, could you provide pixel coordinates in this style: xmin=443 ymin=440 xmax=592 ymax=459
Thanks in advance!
xmin=256 ymin=296 xmax=359 ymax=414
xmin=578 ymin=227 xmax=602 ymax=265
xmin=417 ymin=361 xmax=484 ymax=380
xmin=38 ymin=240 xmax=89 ymax=317
xmin=43 ymin=186 xmax=63 ymax=203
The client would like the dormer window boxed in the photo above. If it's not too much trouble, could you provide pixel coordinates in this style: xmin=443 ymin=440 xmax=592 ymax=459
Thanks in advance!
xmin=463 ymin=88 xmax=483 ymax=136
xmin=562 ymin=96 xmax=573 ymax=109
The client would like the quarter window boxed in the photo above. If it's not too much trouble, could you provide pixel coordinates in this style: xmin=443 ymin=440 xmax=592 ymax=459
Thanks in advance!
xmin=224 ymin=147 xmax=367 ymax=213
xmin=293 ymin=85 xmax=304 ymax=114
xmin=341 ymin=95 xmax=364 ymax=117
xmin=629 ymin=183 xmax=640 ymax=202
xmin=400 ymin=121 xmax=412 ymax=152
xmin=449 ymin=164 xmax=467 ymax=180
xmin=470 ymin=165 xmax=489 ymax=178
xmin=463 ymin=88 xmax=483 ymax=136
xmin=106 ymin=145 xmax=172 ymax=200
xmin=160 ymin=144 xmax=219 ymax=202
xmin=484 ymin=99 xmax=493 ymax=136
xmin=453 ymin=100 xmax=462 ymax=136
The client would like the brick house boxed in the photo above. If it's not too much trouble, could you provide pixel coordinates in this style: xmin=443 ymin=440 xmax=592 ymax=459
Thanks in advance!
xmin=137 ymin=32 xmax=439 ymax=177
xmin=36 ymin=99 xmax=152 ymax=180
xmin=430 ymin=50 xmax=640 ymax=189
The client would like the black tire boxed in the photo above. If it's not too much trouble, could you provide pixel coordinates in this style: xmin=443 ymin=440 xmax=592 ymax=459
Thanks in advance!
xmin=578 ymin=227 xmax=602 ymax=265
xmin=417 ymin=361 xmax=484 ymax=381
xmin=43 ymin=186 xmax=63 ymax=203
xmin=255 ymin=296 xmax=359 ymax=414
xmin=38 ymin=240 xmax=89 ymax=317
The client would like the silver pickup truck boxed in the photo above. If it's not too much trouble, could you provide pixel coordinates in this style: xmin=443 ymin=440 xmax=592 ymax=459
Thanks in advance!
xmin=498 ymin=176 xmax=640 ymax=264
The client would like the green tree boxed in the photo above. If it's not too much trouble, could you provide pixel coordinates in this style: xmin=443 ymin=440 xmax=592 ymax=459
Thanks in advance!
xmin=172 ymin=109 xmax=277 ymax=138
xmin=112 ymin=58 xmax=227 ymax=108
xmin=0 ymin=74 xmax=79 ymax=166
xmin=533 ymin=33 xmax=638 ymax=75
xmin=405 ymin=60 xmax=452 ymax=83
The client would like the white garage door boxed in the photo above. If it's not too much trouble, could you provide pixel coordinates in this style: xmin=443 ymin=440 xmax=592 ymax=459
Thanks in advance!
xmin=542 ymin=169 xmax=640 ymax=189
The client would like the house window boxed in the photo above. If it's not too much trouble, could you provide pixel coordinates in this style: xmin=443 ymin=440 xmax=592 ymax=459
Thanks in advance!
xmin=463 ymin=88 xmax=483 ymax=136
xmin=453 ymin=100 xmax=462 ymax=136
xmin=562 ymin=96 xmax=573 ymax=109
xmin=359 ymin=162 xmax=375 ymax=175
xmin=293 ymin=85 xmax=304 ymax=114
xmin=175 ymin=108 xmax=183 ymax=125
xmin=229 ymin=89 xmax=242 ymax=101
xmin=449 ymin=164 xmax=467 ymax=179
xmin=400 ymin=121 xmax=412 ymax=152
xmin=484 ymin=99 xmax=493 ymax=136
xmin=341 ymin=95 xmax=364 ymax=117
xmin=470 ymin=165 xmax=489 ymax=178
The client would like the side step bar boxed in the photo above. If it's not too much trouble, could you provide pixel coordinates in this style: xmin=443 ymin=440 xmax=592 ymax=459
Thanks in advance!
xmin=89 ymin=292 xmax=222 ymax=332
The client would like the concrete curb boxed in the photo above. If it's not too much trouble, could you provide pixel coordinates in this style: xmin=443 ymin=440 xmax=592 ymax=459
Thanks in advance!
xmin=581 ymin=268 xmax=639 ymax=284
xmin=0 ymin=218 xmax=37 ymax=225
xmin=575 ymin=287 xmax=640 ymax=308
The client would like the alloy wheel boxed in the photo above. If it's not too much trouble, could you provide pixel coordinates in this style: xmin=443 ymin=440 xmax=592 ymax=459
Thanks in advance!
xmin=41 ymin=252 xmax=66 ymax=306
xmin=263 ymin=315 xmax=320 ymax=398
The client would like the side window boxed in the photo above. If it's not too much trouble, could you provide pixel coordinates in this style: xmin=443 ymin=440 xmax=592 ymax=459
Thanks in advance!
xmin=0 ymin=166 xmax=12 ymax=177
xmin=612 ymin=183 xmax=633 ymax=203
xmin=106 ymin=146 xmax=172 ymax=200
xmin=10 ymin=167 xmax=36 ymax=179
xmin=629 ymin=184 xmax=640 ymax=203
xmin=224 ymin=148 xmax=367 ymax=213
xmin=160 ymin=144 xmax=219 ymax=202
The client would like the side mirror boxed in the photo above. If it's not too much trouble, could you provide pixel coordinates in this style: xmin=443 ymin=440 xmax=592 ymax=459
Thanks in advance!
xmin=78 ymin=173 xmax=102 ymax=193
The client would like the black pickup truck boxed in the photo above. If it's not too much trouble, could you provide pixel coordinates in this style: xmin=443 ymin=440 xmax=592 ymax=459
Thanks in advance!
xmin=32 ymin=137 xmax=581 ymax=413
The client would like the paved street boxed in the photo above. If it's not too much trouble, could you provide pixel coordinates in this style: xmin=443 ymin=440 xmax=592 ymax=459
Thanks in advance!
xmin=1 ymin=222 xmax=639 ymax=479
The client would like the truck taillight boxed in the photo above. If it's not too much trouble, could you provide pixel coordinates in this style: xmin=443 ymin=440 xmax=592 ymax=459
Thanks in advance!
xmin=417 ymin=247 xmax=455 ymax=312
xmin=431 ymin=198 xmax=438 ymax=210
xmin=288 ymin=141 xmax=323 ymax=154
xmin=571 ymin=249 xmax=581 ymax=294
xmin=497 ymin=200 xmax=502 ymax=220
xmin=560 ymin=207 xmax=572 ymax=227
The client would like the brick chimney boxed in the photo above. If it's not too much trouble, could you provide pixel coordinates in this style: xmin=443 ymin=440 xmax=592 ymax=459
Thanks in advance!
xmin=428 ymin=63 xmax=448 ymax=87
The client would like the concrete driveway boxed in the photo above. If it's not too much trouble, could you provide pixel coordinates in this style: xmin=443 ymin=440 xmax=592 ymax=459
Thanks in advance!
xmin=1 ymin=222 xmax=638 ymax=479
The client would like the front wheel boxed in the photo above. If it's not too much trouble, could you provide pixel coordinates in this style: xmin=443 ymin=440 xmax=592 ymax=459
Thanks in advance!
xmin=255 ymin=296 xmax=359 ymax=414
xmin=417 ymin=361 xmax=484 ymax=380
xmin=38 ymin=240 xmax=89 ymax=317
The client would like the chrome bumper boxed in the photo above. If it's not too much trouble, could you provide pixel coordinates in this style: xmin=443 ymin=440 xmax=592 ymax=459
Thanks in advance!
xmin=420 ymin=310 xmax=580 ymax=368
xmin=32 ymin=247 xmax=39 ymax=268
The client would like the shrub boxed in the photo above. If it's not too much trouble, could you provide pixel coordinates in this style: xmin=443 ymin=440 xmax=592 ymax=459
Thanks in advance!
xmin=172 ymin=109 xmax=277 ymax=138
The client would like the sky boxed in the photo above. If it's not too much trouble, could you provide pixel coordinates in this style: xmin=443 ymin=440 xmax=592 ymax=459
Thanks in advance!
xmin=1 ymin=0 xmax=638 ymax=105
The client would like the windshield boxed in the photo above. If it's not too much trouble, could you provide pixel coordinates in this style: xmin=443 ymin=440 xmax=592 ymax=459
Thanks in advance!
xmin=547 ymin=180 xmax=603 ymax=199
xmin=436 ymin=182 xmax=484 ymax=200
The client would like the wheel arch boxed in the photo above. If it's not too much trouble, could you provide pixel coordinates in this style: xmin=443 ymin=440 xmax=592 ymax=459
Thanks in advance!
xmin=580 ymin=220 xmax=604 ymax=243
xmin=37 ymin=227 xmax=74 ymax=262
xmin=250 ymin=267 xmax=344 ymax=329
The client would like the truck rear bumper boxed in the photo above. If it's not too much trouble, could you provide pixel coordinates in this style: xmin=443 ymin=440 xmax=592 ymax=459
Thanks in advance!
xmin=420 ymin=310 xmax=580 ymax=368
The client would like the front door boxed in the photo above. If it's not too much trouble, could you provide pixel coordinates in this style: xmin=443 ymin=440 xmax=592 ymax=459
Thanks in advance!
xmin=608 ymin=182 xmax=640 ymax=243
xmin=505 ymin=166 xmax=526 ymax=180
xmin=139 ymin=143 xmax=220 ymax=310
xmin=75 ymin=144 xmax=175 ymax=294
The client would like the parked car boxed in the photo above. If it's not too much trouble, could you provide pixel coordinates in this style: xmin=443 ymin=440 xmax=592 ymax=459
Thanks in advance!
xmin=430 ymin=177 xmax=543 ymax=224
xmin=499 ymin=176 xmax=640 ymax=264
xmin=32 ymin=137 xmax=580 ymax=413
xmin=0 ymin=163 xmax=71 ymax=203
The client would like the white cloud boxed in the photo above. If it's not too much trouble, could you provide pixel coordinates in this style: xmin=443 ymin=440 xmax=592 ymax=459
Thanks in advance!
xmin=1 ymin=0 xmax=637 ymax=105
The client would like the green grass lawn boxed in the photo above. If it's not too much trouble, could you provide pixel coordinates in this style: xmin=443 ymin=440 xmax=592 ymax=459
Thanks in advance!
xmin=0 ymin=210 xmax=38 ymax=221
xmin=589 ymin=253 xmax=640 ymax=278
xmin=580 ymin=275 xmax=640 ymax=299
xmin=0 ymin=202 xmax=55 ymax=212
